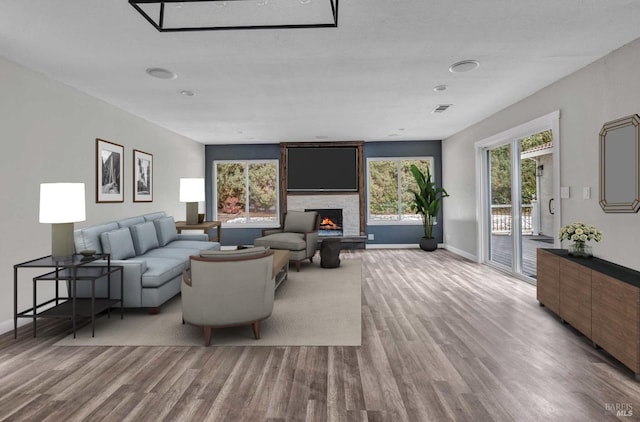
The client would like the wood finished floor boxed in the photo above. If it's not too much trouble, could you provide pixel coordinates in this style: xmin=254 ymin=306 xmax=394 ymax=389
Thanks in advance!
xmin=1 ymin=249 xmax=639 ymax=421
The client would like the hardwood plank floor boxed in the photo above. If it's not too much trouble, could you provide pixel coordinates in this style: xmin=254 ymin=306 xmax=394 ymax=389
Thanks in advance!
xmin=1 ymin=249 xmax=639 ymax=421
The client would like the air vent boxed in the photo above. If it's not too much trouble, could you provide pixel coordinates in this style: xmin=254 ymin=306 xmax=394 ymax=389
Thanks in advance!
xmin=431 ymin=104 xmax=452 ymax=113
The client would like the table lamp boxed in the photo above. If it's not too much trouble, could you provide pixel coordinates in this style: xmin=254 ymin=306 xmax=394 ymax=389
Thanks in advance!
xmin=39 ymin=183 xmax=86 ymax=258
xmin=180 ymin=178 xmax=205 ymax=225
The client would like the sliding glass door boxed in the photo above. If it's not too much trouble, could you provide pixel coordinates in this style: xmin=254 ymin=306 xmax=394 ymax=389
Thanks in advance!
xmin=478 ymin=114 xmax=559 ymax=283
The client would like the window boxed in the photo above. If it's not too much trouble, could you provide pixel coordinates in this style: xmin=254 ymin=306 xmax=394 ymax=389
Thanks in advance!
xmin=367 ymin=157 xmax=434 ymax=224
xmin=214 ymin=160 xmax=280 ymax=226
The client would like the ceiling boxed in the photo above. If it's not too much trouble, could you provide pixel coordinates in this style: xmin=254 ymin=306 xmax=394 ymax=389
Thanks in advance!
xmin=1 ymin=1 xmax=640 ymax=145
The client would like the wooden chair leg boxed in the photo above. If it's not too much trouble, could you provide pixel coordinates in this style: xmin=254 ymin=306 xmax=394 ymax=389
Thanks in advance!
xmin=252 ymin=321 xmax=261 ymax=339
xmin=296 ymin=260 xmax=301 ymax=272
xmin=204 ymin=327 xmax=212 ymax=346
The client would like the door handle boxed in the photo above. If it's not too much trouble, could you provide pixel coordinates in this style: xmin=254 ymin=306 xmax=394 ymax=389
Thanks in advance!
xmin=548 ymin=198 xmax=554 ymax=215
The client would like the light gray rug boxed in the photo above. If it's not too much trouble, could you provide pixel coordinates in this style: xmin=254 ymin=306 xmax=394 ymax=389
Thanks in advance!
xmin=55 ymin=258 xmax=362 ymax=347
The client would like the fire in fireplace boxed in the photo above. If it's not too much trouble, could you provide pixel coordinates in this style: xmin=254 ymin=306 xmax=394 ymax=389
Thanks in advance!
xmin=306 ymin=208 xmax=343 ymax=236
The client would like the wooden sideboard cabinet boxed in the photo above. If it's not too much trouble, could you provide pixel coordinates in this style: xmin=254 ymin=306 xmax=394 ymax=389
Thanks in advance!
xmin=537 ymin=248 xmax=640 ymax=379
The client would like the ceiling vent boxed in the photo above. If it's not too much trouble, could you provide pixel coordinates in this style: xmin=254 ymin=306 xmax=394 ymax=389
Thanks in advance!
xmin=431 ymin=104 xmax=452 ymax=113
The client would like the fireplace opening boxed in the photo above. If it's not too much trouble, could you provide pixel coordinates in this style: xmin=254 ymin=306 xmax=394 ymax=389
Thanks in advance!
xmin=306 ymin=208 xmax=343 ymax=236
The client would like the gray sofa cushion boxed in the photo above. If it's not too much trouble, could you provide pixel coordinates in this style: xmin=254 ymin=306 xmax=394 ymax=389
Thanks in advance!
xmin=153 ymin=216 xmax=179 ymax=246
xmin=117 ymin=216 xmax=145 ymax=229
xmin=130 ymin=222 xmax=160 ymax=255
xmin=140 ymin=257 xmax=185 ymax=288
xmin=100 ymin=228 xmax=136 ymax=260
xmin=165 ymin=240 xmax=220 ymax=250
xmin=284 ymin=210 xmax=317 ymax=233
xmin=143 ymin=211 xmax=166 ymax=221
xmin=254 ymin=232 xmax=306 ymax=251
xmin=142 ymin=247 xmax=202 ymax=262
xmin=74 ymin=222 xmax=118 ymax=254
xmin=200 ymin=246 xmax=269 ymax=259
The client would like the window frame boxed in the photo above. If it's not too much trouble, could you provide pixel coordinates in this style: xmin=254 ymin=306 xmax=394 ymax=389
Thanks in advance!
xmin=366 ymin=156 xmax=436 ymax=226
xmin=213 ymin=159 xmax=281 ymax=228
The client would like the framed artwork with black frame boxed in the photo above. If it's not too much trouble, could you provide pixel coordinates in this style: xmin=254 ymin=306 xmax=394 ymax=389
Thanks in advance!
xmin=96 ymin=138 xmax=124 ymax=203
xmin=133 ymin=149 xmax=153 ymax=202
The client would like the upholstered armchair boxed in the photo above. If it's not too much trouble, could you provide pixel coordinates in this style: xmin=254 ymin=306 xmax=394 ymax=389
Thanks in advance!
xmin=254 ymin=210 xmax=320 ymax=271
xmin=181 ymin=247 xmax=274 ymax=346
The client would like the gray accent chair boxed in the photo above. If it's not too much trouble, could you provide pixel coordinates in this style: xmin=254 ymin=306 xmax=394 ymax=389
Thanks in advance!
xmin=181 ymin=247 xmax=275 ymax=346
xmin=253 ymin=210 xmax=320 ymax=271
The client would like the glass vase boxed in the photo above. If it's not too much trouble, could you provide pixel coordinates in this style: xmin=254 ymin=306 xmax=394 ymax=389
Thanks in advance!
xmin=568 ymin=241 xmax=592 ymax=258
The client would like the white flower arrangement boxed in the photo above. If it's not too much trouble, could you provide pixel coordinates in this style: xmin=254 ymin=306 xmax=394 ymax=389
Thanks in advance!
xmin=558 ymin=222 xmax=603 ymax=243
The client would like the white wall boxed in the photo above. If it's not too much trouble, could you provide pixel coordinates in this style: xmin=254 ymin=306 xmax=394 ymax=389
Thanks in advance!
xmin=0 ymin=57 xmax=204 ymax=331
xmin=443 ymin=37 xmax=640 ymax=270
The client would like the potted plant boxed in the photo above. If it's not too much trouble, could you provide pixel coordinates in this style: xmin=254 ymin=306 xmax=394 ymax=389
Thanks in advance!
xmin=409 ymin=164 xmax=449 ymax=251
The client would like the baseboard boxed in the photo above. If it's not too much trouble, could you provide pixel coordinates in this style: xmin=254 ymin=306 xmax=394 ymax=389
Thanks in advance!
xmin=443 ymin=244 xmax=478 ymax=262
xmin=366 ymin=243 xmax=448 ymax=249
xmin=0 ymin=318 xmax=30 ymax=336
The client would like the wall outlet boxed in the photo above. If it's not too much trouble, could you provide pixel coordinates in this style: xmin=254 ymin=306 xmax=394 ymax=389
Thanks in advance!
xmin=367 ymin=233 xmax=374 ymax=240
xmin=560 ymin=186 xmax=570 ymax=198
xmin=583 ymin=187 xmax=591 ymax=200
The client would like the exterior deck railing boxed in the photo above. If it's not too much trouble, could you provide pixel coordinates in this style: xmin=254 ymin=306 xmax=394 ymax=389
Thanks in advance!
xmin=491 ymin=204 xmax=533 ymax=235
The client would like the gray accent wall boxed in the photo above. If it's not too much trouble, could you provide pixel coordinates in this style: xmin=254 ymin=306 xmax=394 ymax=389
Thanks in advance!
xmin=206 ymin=140 xmax=443 ymax=246
xmin=364 ymin=140 xmax=443 ymax=245
xmin=205 ymin=143 xmax=280 ymax=246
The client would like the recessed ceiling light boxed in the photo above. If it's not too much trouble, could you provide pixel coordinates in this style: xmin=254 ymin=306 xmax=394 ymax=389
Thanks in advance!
xmin=433 ymin=84 xmax=448 ymax=92
xmin=449 ymin=60 xmax=480 ymax=73
xmin=146 ymin=67 xmax=177 ymax=79
xmin=180 ymin=90 xmax=195 ymax=96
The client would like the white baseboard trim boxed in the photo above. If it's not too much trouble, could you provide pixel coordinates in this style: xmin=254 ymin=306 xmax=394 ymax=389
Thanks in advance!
xmin=443 ymin=244 xmax=478 ymax=262
xmin=0 ymin=318 xmax=30 ymax=336
xmin=366 ymin=243 xmax=419 ymax=249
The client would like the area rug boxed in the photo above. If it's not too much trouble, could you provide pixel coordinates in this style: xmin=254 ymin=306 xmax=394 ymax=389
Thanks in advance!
xmin=55 ymin=258 xmax=362 ymax=347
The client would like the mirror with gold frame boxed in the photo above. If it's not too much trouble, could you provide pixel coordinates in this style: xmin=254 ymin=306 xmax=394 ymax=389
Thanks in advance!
xmin=599 ymin=114 xmax=640 ymax=213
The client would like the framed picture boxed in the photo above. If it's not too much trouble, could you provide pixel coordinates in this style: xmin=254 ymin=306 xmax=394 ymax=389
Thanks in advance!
xmin=133 ymin=149 xmax=153 ymax=202
xmin=96 ymin=138 xmax=124 ymax=203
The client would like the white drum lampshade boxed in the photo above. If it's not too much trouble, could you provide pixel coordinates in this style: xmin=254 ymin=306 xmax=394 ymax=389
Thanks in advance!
xmin=179 ymin=178 xmax=205 ymax=225
xmin=39 ymin=183 xmax=86 ymax=258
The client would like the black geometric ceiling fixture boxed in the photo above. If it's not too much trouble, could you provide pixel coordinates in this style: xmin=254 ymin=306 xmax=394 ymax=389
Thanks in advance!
xmin=129 ymin=0 xmax=339 ymax=32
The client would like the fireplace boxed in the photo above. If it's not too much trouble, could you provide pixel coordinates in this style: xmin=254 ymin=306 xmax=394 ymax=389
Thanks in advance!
xmin=306 ymin=208 xmax=343 ymax=236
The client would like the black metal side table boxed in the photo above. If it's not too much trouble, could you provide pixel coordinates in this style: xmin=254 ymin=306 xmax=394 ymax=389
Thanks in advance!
xmin=14 ymin=254 xmax=123 ymax=338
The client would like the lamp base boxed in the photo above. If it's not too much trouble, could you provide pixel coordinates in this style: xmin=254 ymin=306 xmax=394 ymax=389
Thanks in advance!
xmin=186 ymin=202 xmax=199 ymax=225
xmin=51 ymin=223 xmax=75 ymax=258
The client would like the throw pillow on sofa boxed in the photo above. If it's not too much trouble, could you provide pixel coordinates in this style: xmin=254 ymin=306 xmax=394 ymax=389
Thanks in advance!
xmin=153 ymin=216 xmax=179 ymax=246
xmin=130 ymin=221 xmax=160 ymax=255
xmin=100 ymin=228 xmax=136 ymax=260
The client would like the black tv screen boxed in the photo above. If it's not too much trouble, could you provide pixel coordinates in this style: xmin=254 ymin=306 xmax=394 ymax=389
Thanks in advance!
xmin=287 ymin=147 xmax=358 ymax=192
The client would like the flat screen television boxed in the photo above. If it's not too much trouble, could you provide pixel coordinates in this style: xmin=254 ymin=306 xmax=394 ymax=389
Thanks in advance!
xmin=286 ymin=147 xmax=358 ymax=192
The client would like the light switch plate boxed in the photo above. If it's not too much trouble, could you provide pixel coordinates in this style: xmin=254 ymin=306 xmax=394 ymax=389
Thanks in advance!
xmin=560 ymin=186 xmax=570 ymax=198
xmin=583 ymin=187 xmax=591 ymax=200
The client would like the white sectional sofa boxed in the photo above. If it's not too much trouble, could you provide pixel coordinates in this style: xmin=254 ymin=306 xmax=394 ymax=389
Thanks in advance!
xmin=73 ymin=211 xmax=220 ymax=312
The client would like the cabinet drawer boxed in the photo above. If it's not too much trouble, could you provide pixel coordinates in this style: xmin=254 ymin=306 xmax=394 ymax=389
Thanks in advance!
xmin=536 ymin=249 xmax=560 ymax=314
xmin=559 ymin=260 xmax=592 ymax=337
xmin=592 ymin=272 xmax=640 ymax=373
